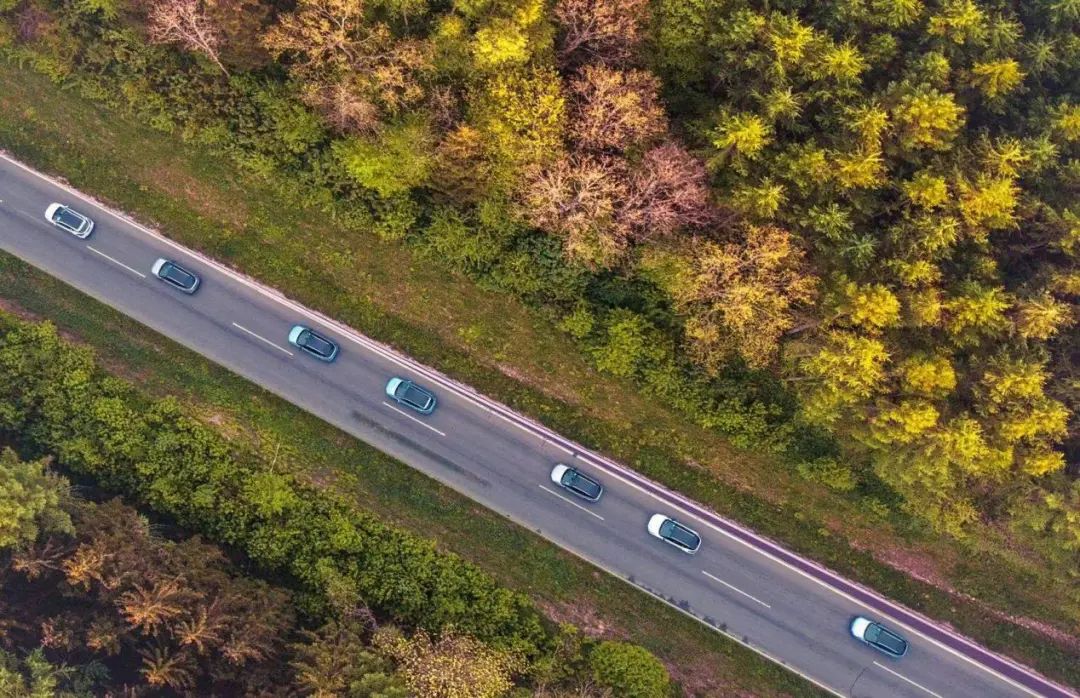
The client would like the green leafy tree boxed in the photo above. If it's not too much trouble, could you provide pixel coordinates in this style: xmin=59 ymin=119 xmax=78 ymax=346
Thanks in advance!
xmin=590 ymin=310 xmax=663 ymax=378
xmin=588 ymin=641 xmax=670 ymax=698
xmin=334 ymin=117 xmax=435 ymax=196
xmin=0 ymin=448 xmax=73 ymax=550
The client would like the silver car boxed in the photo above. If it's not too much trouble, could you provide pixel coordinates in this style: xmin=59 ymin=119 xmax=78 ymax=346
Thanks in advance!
xmin=45 ymin=203 xmax=94 ymax=238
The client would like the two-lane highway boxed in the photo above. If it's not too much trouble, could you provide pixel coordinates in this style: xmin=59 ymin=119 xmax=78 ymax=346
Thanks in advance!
xmin=1 ymin=152 xmax=1075 ymax=698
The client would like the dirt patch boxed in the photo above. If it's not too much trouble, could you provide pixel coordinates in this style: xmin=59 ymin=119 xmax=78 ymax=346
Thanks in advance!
xmin=0 ymin=297 xmax=43 ymax=323
xmin=852 ymin=538 xmax=958 ymax=594
xmin=535 ymin=597 xmax=630 ymax=641
xmin=670 ymin=654 xmax=782 ymax=698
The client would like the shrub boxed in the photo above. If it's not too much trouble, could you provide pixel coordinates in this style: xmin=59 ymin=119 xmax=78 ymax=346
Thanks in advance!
xmin=588 ymin=640 xmax=670 ymax=698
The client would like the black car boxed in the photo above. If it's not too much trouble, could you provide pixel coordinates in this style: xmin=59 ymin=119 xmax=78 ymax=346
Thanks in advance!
xmin=550 ymin=464 xmax=603 ymax=501
xmin=152 ymin=258 xmax=200 ymax=294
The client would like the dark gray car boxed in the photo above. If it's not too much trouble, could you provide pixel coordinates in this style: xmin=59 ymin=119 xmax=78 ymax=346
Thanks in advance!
xmin=152 ymin=258 xmax=200 ymax=294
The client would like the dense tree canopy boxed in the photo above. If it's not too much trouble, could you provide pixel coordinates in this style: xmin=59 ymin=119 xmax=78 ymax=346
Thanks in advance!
xmin=0 ymin=0 xmax=1077 ymax=587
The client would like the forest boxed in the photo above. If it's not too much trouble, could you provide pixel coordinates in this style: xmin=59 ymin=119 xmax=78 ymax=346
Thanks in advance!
xmin=0 ymin=315 xmax=673 ymax=696
xmin=0 ymin=0 xmax=1076 ymax=646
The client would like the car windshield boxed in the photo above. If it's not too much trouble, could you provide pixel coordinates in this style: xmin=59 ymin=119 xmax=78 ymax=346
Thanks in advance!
xmin=403 ymin=385 xmax=431 ymax=407
xmin=163 ymin=264 xmax=195 ymax=286
xmin=56 ymin=209 xmax=84 ymax=228
xmin=304 ymin=333 xmax=334 ymax=355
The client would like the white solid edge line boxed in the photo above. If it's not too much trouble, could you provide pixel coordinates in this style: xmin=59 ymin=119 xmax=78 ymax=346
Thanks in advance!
xmin=380 ymin=402 xmax=446 ymax=437
xmin=873 ymin=661 xmax=946 ymax=698
xmin=230 ymin=322 xmax=293 ymax=356
xmin=702 ymin=570 xmax=771 ymax=609
xmin=1 ymin=151 xmax=1068 ymax=698
xmin=537 ymin=484 xmax=605 ymax=521
xmin=85 ymin=245 xmax=147 ymax=278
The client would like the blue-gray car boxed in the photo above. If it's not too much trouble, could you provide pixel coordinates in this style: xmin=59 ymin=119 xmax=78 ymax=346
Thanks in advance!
xmin=550 ymin=464 xmax=603 ymax=502
xmin=288 ymin=325 xmax=339 ymax=362
xmin=385 ymin=377 xmax=437 ymax=415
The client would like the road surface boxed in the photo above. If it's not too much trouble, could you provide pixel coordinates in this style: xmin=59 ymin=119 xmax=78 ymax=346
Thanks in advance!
xmin=1 ymin=152 xmax=1075 ymax=698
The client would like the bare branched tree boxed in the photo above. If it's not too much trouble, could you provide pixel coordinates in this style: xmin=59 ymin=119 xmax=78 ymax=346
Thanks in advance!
xmin=146 ymin=0 xmax=229 ymax=76
xmin=552 ymin=0 xmax=649 ymax=67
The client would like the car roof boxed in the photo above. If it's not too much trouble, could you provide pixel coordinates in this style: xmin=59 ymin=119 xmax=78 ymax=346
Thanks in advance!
xmin=663 ymin=520 xmax=699 ymax=547
xmin=403 ymin=383 xmax=431 ymax=401
xmin=163 ymin=262 xmax=194 ymax=280
xmin=304 ymin=332 xmax=334 ymax=351
xmin=874 ymin=627 xmax=907 ymax=654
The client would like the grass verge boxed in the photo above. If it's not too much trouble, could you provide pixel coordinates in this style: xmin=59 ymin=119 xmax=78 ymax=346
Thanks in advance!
xmin=0 ymin=61 xmax=1076 ymax=688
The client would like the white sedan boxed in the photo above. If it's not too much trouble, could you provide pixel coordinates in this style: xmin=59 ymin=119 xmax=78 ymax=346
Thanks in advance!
xmin=45 ymin=203 xmax=94 ymax=238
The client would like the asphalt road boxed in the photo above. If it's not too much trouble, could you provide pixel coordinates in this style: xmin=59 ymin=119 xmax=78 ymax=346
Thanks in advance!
xmin=1 ymin=152 xmax=1075 ymax=698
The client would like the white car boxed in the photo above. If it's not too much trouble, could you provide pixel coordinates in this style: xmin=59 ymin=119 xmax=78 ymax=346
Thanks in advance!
xmin=647 ymin=514 xmax=701 ymax=554
xmin=850 ymin=616 xmax=909 ymax=657
xmin=549 ymin=464 xmax=603 ymax=501
xmin=45 ymin=203 xmax=94 ymax=238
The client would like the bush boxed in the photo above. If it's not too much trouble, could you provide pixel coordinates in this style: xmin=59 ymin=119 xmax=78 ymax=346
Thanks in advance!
xmin=796 ymin=457 xmax=858 ymax=492
xmin=588 ymin=641 xmax=671 ymax=698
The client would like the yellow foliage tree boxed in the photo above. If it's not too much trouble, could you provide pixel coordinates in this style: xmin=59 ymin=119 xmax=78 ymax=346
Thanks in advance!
xmin=957 ymin=175 xmax=1019 ymax=233
xmin=375 ymin=629 xmax=521 ymax=698
xmin=475 ymin=67 xmax=566 ymax=171
xmin=903 ymin=171 xmax=949 ymax=209
xmin=893 ymin=88 xmax=965 ymax=151
xmin=800 ymin=331 xmax=889 ymax=424
xmin=970 ymin=58 xmax=1024 ymax=99
xmin=870 ymin=400 xmax=941 ymax=444
xmin=838 ymin=281 xmax=901 ymax=331
xmin=654 ymin=225 xmax=816 ymax=370
xmin=900 ymin=354 xmax=957 ymax=397
xmin=1014 ymin=293 xmax=1074 ymax=340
